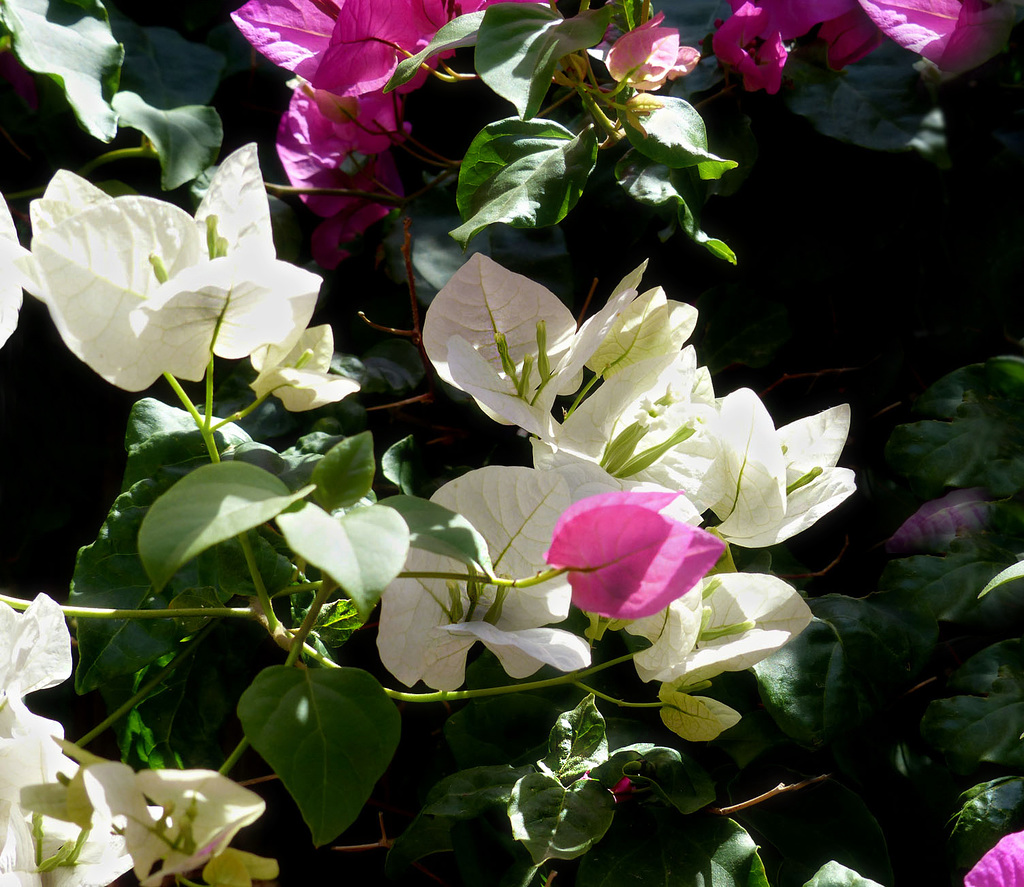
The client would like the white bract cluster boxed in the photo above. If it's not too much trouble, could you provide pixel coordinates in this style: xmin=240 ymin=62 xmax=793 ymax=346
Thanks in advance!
xmin=9 ymin=144 xmax=358 ymax=410
xmin=379 ymin=253 xmax=856 ymax=739
xmin=0 ymin=596 xmax=268 ymax=887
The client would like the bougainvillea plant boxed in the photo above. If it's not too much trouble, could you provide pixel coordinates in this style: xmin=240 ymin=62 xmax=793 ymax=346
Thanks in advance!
xmin=1 ymin=0 xmax=1024 ymax=885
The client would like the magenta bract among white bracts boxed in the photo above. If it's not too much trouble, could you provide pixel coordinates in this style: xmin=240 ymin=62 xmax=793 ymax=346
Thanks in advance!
xmin=544 ymin=491 xmax=725 ymax=619
xmin=965 ymin=828 xmax=1024 ymax=887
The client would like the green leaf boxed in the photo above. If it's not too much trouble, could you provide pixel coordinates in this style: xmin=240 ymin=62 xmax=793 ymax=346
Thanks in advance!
xmin=540 ymin=695 xmax=607 ymax=783
xmin=783 ymin=40 xmax=948 ymax=158
xmin=753 ymin=591 xmax=937 ymax=747
xmin=452 ymin=117 xmax=598 ymax=247
xmin=476 ymin=4 xmax=611 ymax=119
xmin=886 ymin=357 xmax=1024 ymax=498
xmin=615 ymin=150 xmax=736 ymax=263
xmin=576 ymin=807 xmax=769 ymax=887
xmin=960 ymin=545 xmax=1021 ymax=602
xmin=108 ymin=7 xmax=226 ymax=108
xmin=386 ymin=11 xmax=484 ymax=92
xmin=276 ymin=501 xmax=409 ymax=619
xmin=880 ymin=535 xmax=1024 ymax=631
xmin=590 ymin=744 xmax=715 ymax=815
xmin=111 ymin=91 xmax=223 ymax=190
xmin=622 ymin=96 xmax=737 ymax=173
xmin=950 ymin=777 xmax=1024 ymax=871
xmin=311 ymin=431 xmax=375 ymax=511
xmin=381 ymin=494 xmax=494 ymax=575
xmin=739 ymin=779 xmax=893 ymax=887
xmin=238 ymin=666 xmax=400 ymax=845
xmin=508 ymin=772 xmax=615 ymax=863
xmin=921 ymin=639 xmax=1024 ymax=774
xmin=381 ymin=435 xmax=426 ymax=496
xmin=138 ymin=461 xmax=314 ymax=593
xmin=0 ymin=0 xmax=122 ymax=141
xmin=802 ymin=861 xmax=885 ymax=887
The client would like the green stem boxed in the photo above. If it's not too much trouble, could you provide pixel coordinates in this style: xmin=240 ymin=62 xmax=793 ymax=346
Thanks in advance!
xmin=574 ymin=681 xmax=662 ymax=708
xmin=218 ymin=737 xmax=251 ymax=777
xmin=239 ymin=531 xmax=280 ymax=634
xmin=210 ymin=390 xmax=273 ymax=430
xmin=75 ymin=144 xmax=159 ymax=179
xmin=0 ymin=593 xmax=253 ymax=620
xmin=76 ymin=625 xmax=215 ymax=747
xmin=395 ymin=567 xmax=568 ymax=588
xmin=384 ymin=652 xmax=635 ymax=703
xmin=284 ymin=579 xmax=336 ymax=668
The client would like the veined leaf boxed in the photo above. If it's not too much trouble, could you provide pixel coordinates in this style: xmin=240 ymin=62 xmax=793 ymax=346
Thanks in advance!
xmin=452 ymin=117 xmax=597 ymax=247
xmin=386 ymin=11 xmax=484 ymax=92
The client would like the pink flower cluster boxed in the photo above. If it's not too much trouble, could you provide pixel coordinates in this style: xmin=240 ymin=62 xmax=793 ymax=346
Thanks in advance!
xmin=231 ymin=0 xmax=541 ymax=267
xmin=605 ymin=12 xmax=700 ymax=92
xmin=712 ymin=0 xmax=1014 ymax=94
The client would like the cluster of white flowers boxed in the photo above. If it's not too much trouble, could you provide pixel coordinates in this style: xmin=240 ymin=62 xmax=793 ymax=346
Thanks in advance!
xmin=0 ymin=596 xmax=269 ymax=887
xmin=0 ymin=144 xmax=359 ymax=411
xmin=378 ymin=253 xmax=856 ymax=739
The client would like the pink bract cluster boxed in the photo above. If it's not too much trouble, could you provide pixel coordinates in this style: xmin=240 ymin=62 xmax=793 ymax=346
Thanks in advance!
xmin=231 ymin=0 xmax=542 ymax=267
xmin=713 ymin=0 xmax=1013 ymax=94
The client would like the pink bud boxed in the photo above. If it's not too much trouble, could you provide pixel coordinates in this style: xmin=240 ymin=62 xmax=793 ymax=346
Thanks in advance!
xmin=544 ymin=491 xmax=725 ymax=619
xmin=607 ymin=13 xmax=701 ymax=91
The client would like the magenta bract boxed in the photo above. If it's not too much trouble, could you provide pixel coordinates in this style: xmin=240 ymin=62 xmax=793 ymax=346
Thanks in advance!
xmin=857 ymin=0 xmax=1014 ymax=73
xmin=544 ymin=491 xmax=726 ymax=620
xmin=965 ymin=829 xmax=1024 ymax=887
xmin=606 ymin=12 xmax=700 ymax=91
xmin=713 ymin=2 xmax=788 ymax=94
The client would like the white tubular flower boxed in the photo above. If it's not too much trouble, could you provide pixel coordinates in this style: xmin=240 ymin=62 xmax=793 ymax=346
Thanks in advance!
xmin=250 ymin=323 xmax=360 ymax=410
xmin=81 ymin=763 xmax=265 ymax=887
xmin=17 ymin=144 xmax=320 ymax=390
xmin=625 ymin=572 xmax=812 ymax=685
xmin=706 ymin=389 xmax=856 ymax=548
xmin=421 ymin=254 xmax=645 ymax=439
xmin=0 ymin=195 xmax=28 ymax=350
xmin=377 ymin=466 xmax=588 ymax=690
xmin=534 ymin=348 xmax=719 ymax=509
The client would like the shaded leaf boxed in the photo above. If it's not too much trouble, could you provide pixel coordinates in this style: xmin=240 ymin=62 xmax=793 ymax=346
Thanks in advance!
xmin=311 ymin=431 xmax=375 ymax=511
xmin=950 ymin=777 xmax=1024 ymax=871
xmin=541 ymin=695 xmax=607 ymax=783
xmin=237 ymin=666 xmax=400 ymax=846
xmin=381 ymin=494 xmax=494 ymax=575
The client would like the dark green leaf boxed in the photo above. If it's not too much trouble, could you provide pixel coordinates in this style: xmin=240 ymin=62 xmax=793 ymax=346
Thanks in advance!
xmin=108 ymin=7 xmax=225 ymax=108
xmin=453 ymin=117 xmax=598 ymax=247
xmin=783 ymin=40 xmax=947 ymax=158
xmin=386 ymin=12 xmax=484 ymax=92
xmin=540 ymin=695 xmax=607 ymax=783
xmin=0 ymin=0 xmax=121 ymax=140
xmin=740 ymin=778 xmax=893 ymax=887
xmin=237 ymin=666 xmax=401 ymax=846
xmin=111 ymin=91 xmax=223 ymax=190
xmin=576 ymin=807 xmax=769 ymax=887
xmin=921 ymin=639 xmax=1024 ymax=774
xmin=138 ymin=461 xmax=313 ymax=593
xmin=382 ymin=435 xmax=426 ymax=496
xmin=476 ymin=4 xmax=611 ymax=119
xmin=122 ymin=398 xmax=251 ymax=492
xmin=950 ymin=777 xmax=1024 ymax=871
xmin=886 ymin=357 xmax=1024 ymax=499
xmin=879 ymin=535 xmax=1024 ymax=631
xmin=359 ymin=338 xmax=425 ymax=396
xmin=622 ymin=96 xmax=736 ymax=172
xmin=71 ymin=480 xmax=187 ymax=694
xmin=381 ymin=495 xmax=494 ymax=575
xmin=615 ymin=150 xmax=736 ymax=263
xmin=754 ymin=591 xmax=937 ymax=747
xmin=591 ymin=744 xmax=716 ymax=815
xmin=312 ymin=431 xmax=375 ymax=511
xmin=424 ymin=765 xmax=537 ymax=819
xmin=445 ymin=693 xmax=565 ymax=769
xmin=508 ymin=772 xmax=615 ymax=863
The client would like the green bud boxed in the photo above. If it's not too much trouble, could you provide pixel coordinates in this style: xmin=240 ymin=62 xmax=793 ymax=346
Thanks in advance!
xmin=600 ymin=420 xmax=649 ymax=474
xmin=206 ymin=214 xmax=229 ymax=259
xmin=786 ymin=466 xmax=823 ymax=496
xmin=699 ymin=619 xmax=756 ymax=642
xmin=536 ymin=320 xmax=551 ymax=381
xmin=517 ymin=353 xmax=535 ymax=398
xmin=149 ymin=253 xmax=169 ymax=284
xmin=614 ymin=423 xmax=696 ymax=478
xmin=483 ymin=586 xmax=509 ymax=625
xmin=446 ymin=581 xmax=464 ymax=623
xmin=493 ymin=332 xmax=520 ymax=388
